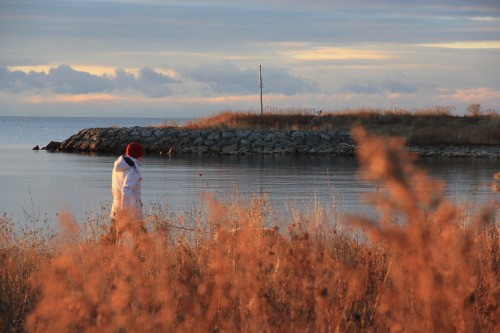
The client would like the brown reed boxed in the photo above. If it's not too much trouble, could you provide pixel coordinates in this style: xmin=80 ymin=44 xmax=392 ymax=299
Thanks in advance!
xmin=352 ymin=126 xmax=499 ymax=331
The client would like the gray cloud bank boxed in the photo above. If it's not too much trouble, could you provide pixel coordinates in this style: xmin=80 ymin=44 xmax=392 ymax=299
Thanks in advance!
xmin=181 ymin=60 xmax=317 ymax=96
xmin=343 ymin=76 xmax=436 ymax=95
xmin=0 ymin=65 xmax=178 ymax=98
xmin=0 ymin=62 xmax=316 ymax=97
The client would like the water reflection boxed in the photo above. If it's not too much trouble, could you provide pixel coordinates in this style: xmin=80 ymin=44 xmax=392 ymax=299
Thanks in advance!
xmin=144 ymin=154 xmax=372 ymax=215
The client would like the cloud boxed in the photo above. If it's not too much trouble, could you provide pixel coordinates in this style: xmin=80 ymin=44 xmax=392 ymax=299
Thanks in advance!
xmin=25 ymin=94 xmax=125 ymax=103
xmin=243 ymin=0 xmax=500 ymax=10
xmin=180 ymin=60 xmax=317 ymax=96
xmin=343 ymin=80 xmax=381 ymax=95
xmin=136 ymin=67 xmax=179 ymax=98
xmin=47 ymin=65 xmax=113 ymax=94
xmin=436 ymin=87 xmax=500 ymax=106
xmin=138 ymin=67 xmax=176 ymax=85
xmin=264 ymin=67 xmax=318 ymax=96
xmin=419 ymin=41 xmax=500 ymax=49
xmin=342 ymin=75 xmax=434 ymax=95
xmin=0 ymin=65 xmax=179 ymax=98
xmin=2 ymin=0 xmax=499 ymax=74
xmin=283 ymin=47 xmax=393 ymax=61
xmin=1 ymin=61 xmax=318 ymax=99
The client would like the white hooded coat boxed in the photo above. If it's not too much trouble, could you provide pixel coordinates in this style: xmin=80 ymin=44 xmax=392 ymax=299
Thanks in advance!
xmin=111 ymin=155 xmax=143 ymax=220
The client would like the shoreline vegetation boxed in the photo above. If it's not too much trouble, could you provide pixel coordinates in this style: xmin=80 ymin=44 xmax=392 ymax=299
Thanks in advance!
xmin=180 ymin=107 xmax=500 ymax=146
xmin=4 ymin=127 xmax=499 ymax=332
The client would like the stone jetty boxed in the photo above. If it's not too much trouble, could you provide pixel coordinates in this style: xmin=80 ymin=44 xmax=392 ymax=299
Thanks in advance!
xmin=50 ymin=127 xmax=356 ymax=155
xmin=43 ymin=127 xmax=500 ymax=158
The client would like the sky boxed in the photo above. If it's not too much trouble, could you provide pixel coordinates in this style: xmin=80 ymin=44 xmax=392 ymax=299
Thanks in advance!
xmin=1 ymin=0 xmax=499 ymax=118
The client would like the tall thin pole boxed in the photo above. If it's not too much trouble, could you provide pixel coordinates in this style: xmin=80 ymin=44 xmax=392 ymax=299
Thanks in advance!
xmin=259 ymin=63 xmax=263 ymax=116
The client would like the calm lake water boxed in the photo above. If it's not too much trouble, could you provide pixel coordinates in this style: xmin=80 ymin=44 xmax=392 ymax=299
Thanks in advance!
xmin=1 ymin=116 xmax=498 ymax=226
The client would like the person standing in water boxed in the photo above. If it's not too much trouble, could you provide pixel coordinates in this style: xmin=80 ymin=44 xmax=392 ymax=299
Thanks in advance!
xmin=107 ymin=142 xmax=146 ymax=243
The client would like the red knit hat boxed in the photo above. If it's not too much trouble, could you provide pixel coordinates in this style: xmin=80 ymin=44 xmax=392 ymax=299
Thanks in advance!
xmin=126 ymin=142 xmax=146 ymax=158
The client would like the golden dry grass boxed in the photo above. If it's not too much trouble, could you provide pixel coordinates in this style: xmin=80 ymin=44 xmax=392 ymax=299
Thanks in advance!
xmin=183 ymin=107 xmax=500 ymax=145
xmin=1 ymin=128 xmax=499 ymax=332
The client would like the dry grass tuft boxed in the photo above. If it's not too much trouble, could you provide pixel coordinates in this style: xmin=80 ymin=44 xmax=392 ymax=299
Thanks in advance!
xmin=183 ymin=108 xmax=318 ymax=131
xmin=352 ymin=126 xmax=499 ymax=331
xmin=0 ymin=214 xmax=54 ymax=332
xmin=0 ymin=128 xmax=498 ymax=332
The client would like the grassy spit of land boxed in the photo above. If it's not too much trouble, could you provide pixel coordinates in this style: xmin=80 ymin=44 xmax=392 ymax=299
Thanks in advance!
xmin=1 ymin=127 xmax=499 ymax=332
xmin=180 ymin=107 xmax=500 ymax=146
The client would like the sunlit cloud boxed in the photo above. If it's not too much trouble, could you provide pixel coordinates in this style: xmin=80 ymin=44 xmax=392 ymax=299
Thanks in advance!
xmin=419 ymin=41 xmax=500 ymax=49
xmin=282 ymin=47 xmax=393 ymax=61
xmin=436 ymin=87 xmax=500 ymax=104
xmin=427 ymin=15 xmax=499 ymax=22
xmin=23 ymin=93 xmax=303 ymax=109
xmin=25 ymin=94 xmax=130 ymax=103
xmin=8 ymin=66 xmax=54 ymax=74
xmin=205 ymin=95 xmax=260 ymax=103
xmin=8 ymin=65 xmax=182 ymax=79
xmin=72 ymin=65 xmax=139 ymax=77
xmin=387 ymin=93 xmax=402 ymax=99
xmin=9 ymin=65 xmax=124 ymax=76
xmin=470 ymin=16 xmax=498 ymax=21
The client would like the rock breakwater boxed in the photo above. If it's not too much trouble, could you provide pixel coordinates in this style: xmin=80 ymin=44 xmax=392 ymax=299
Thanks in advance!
xmin=407 ymin=145 xmax=500 ymax=158
xmin=53 ymin=127 xmax=357 ymax=155
xmin=44 ymin=127 xmax=500 ymax=158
